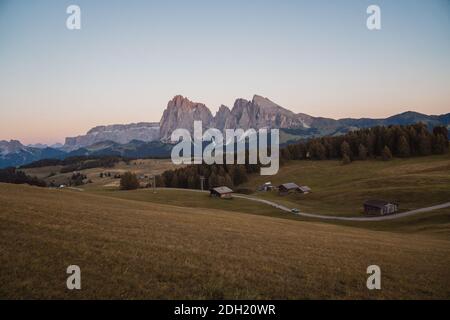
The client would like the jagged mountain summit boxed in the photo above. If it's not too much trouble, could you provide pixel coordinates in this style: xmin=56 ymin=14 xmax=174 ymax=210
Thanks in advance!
xmin=214 ymin=95 xmax=311 ymax=131
xmin=159 ymin=95 xmax=214 ymax=141
xmin=159 ymin=94 xmax=313 ymax=140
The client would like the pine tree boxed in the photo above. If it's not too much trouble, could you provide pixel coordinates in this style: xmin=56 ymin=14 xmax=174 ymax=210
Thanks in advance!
xmin=358 ymin=144 xmax=368 ymax=160
xmin=340 ymin=141 xmax=352 ymax=158
xmin=155 ymin=175 xmax=165 ymax=187
xmin=208 ymin=172 xmax=218 ymax=188
xmin=342 ymin=154 xmax=351 ymax=165
xmin=432 ymin=134 xmax=448 ymax=154
xmin=120 ymin=172 xmax=139 ymax=190
xmin=381 ymin=146 xmax=393 ymax=161
xmin=397 ymin=135 xmax=410 ymax=157
xmin=418 ymin=133 xmax=432 ymax=155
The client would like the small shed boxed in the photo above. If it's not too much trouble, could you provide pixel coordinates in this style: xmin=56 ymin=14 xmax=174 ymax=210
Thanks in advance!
xmin=298 ymin=185 xmax=312 ymax=194
xmin=258 ymin=182 xmax=274 ymax=192
xmin=278 ymin=183 xmax=311 ymax=195
xmin=210 ymin=186 xmax=233 ymax=199
xmin=363 ymin=200 xmax=398 ymax=216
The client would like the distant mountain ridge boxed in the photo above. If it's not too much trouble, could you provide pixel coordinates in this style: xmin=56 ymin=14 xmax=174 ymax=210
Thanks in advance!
xmin=0 ymin=140 xmax=66 ymax=168
xmin=64 ymin=122 xmax=160 ymax=151
xmin=1 ymin=94 xmax=449 ymax=168
xmin=158 ymin=95 xmax=450 ymax=141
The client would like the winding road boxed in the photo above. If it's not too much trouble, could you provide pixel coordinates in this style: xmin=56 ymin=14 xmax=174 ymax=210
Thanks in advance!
xmin=158 ymin=187 xmax=450 ymax=222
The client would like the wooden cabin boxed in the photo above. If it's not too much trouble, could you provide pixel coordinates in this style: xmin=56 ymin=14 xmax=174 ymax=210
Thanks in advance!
xmin=278 ymin=183 xmax=311 ymax=195
xmin=258 ymin=182 xmax=274 ymax=192
xmin=363 ymin=200 xmax=399 ymax=216
xmin=210 ymin=186 xmax=233 ymax=199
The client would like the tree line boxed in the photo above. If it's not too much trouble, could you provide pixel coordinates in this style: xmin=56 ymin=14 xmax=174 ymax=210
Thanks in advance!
xmin=21 ymin=155 xmax=123 ymax=172
xmin=0 ymin=167 xmax=47 ymax=187
xmin=280 ymin=123 xmax=448 ymax=163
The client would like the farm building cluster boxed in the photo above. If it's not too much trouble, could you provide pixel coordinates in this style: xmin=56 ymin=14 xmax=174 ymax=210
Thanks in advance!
xmin=257 ymin=182 xmax=312 ymax=195
xmin=210 ymin=182 xmax=313 ymax=200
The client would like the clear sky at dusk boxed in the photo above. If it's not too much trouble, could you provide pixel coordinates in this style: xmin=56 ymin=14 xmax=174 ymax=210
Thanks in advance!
xmin=0 ymin=0 xmax=449 ymax=144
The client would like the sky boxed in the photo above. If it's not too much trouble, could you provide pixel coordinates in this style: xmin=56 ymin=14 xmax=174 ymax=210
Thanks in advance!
xmin=0 ymin=0 xmax=449 ymax=144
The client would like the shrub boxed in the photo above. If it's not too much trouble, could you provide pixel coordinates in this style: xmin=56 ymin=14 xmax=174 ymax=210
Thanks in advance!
xmin=120 ymin=172 xmax=139 ymax=190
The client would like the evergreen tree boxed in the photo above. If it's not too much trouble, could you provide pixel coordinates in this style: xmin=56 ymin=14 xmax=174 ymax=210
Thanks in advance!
xmin=358 ymin=144 xmax=368 ymax=160
xmin=208 ymin=172 xmax=218 ymax=188
xmin=120 ymin=172 xmax=139 ymax=190
xmin=342 ymin=154 xmax=351 ymax=165
xmin=418 ymin=133 xmax=432 ymax=155
xmin=397 ymin=136 xmax=410 ymax=157
xmin=340 ymin=141 xmax=352 ymax=158
xmin=432 ymin=134 xmax=448 ymax=154
xmin=381 ymin=146 xmax=393 ymax=161
xmin=223 ymin=173 xmax=233 ymax=188
xmin=155 ymin=175 xmax=165 ymax=187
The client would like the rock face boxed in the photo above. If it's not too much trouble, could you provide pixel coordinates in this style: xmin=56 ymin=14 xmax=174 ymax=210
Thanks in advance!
xmin=213 ymin=105 xmax=236 ymax=131
xmin=0 ymin=140 xmax=25 ymax=155
xmin=159 ymin=95 xmax=214 ymax=140
xmin=64 ymin=122 xmax=160 ymax=151
xmin=221 ymin=95 xmax=311 ymax=130
xmin=159 ymin=94 xmax=311 ymax=140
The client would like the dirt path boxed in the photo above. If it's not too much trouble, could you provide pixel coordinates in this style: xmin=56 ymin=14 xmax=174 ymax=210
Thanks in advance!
xmin=158 ymin=187 xmax=450 ymax=222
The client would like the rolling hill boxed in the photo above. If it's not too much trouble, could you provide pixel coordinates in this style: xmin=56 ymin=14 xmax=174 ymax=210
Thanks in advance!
xmin=241 ymin=154 xmax=450 ymax=218
xmin=1 ymin=183 xmax=449 ymax=299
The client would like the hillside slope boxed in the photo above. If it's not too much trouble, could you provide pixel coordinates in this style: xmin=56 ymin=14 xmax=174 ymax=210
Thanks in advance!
xmin=0 ymin=183 xmax=449 ymax=299
xmin=242 ymin=154 xmax=450 ymax=217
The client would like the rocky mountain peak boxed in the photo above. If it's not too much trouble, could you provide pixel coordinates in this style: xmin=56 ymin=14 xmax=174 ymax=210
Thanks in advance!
xmin=214 ymin=105 xmax=235 ymax=131
xmin=252 ymin=94 xmax=279 ymax=109
xmin=159 ymin=94 xmax=312 ymax=136
xmin=0 ymin=140 xmax=25 ymax=154
xmin=160 ymin=95 xmax=214 ymax=140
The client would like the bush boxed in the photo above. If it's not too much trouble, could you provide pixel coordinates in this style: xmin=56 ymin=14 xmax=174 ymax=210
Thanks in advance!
xmin=120 ymin=172 xmax=139 ymax=190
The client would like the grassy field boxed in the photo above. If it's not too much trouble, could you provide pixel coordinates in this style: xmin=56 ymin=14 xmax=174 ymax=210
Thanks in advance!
xmin=90 ymin=187 xmax=450 ymax=239
xmin=1 ymin=183 xmax=449 ymax=299
xmin=92 ymin=188 xmax=284 ymax=217
xmin=84 ymin=155 xmax=450 ymax=238
xmin=242 ymin=154 xmax=450 ymax=217
xmin=23 ymin=159 xmax=180 ymax=189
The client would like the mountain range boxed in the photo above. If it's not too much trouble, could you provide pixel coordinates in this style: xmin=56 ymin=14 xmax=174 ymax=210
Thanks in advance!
xmin=1 ymin=94 xmax=449 ymax=168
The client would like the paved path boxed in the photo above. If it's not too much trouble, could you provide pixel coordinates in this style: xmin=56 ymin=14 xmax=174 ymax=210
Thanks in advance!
xmin=157 ymin=188 xmax=450 ymax=222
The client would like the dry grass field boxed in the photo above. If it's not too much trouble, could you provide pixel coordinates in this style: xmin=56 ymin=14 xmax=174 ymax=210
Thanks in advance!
xmin=1 ymin=183 xmax=449 ymax=299
xmin=92 ymin=188 xmax=450 ymax=239
xmin=243 ymin=154 xmax=450 ymax=217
